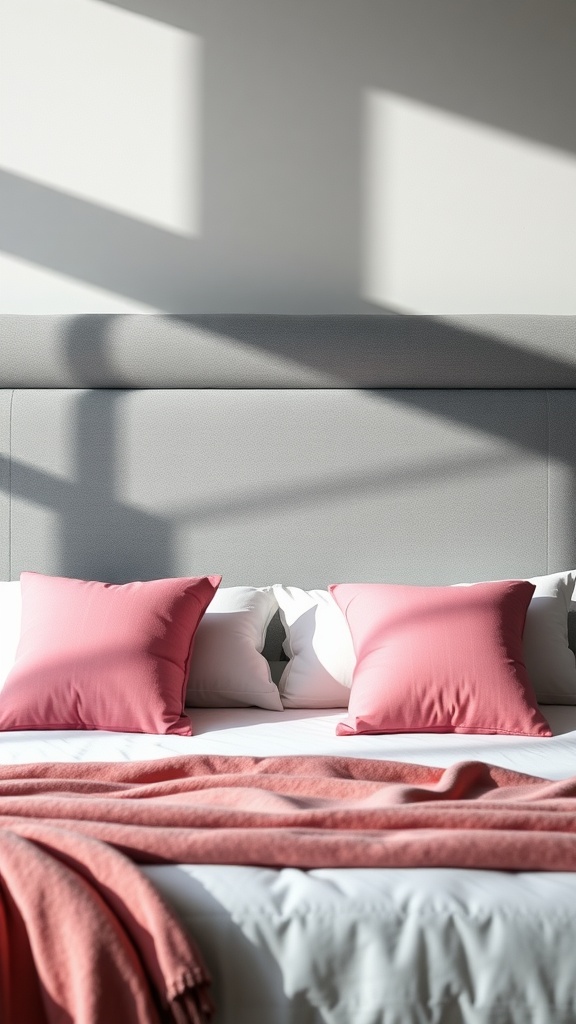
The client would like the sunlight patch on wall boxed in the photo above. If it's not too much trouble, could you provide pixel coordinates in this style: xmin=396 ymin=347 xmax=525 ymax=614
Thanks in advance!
xmin=0 ymin=252 xmax=158 ymax=312
xmin=362 ymin=90 xmax=576 ymax=313
xmin=0 ymin=0 xmax=201 ymax=236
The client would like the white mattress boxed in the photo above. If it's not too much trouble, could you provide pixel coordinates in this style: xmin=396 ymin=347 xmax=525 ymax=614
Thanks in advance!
xmin=3 ymin=708 xmax=576 ymax=1024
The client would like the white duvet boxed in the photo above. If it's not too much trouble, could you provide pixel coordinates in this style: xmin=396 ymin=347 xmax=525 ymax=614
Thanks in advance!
xmin=2 ymin=706 xmax=576 ymax=1024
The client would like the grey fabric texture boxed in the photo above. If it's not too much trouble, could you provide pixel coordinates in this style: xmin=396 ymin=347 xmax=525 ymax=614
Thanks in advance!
xmin=5 ymin=387 xmax=571 ymax=593
xmin=1 ymin=314 xmax=576 ymax=388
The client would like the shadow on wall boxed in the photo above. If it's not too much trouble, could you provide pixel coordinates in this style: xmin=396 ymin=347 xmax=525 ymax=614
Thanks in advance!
xmin=0 ymin=0 xmax=575 ymax=313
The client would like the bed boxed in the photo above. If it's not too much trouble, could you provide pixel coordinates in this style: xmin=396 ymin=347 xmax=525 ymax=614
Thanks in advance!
xmin=2 ymin=313 xmax=576 ymax=1024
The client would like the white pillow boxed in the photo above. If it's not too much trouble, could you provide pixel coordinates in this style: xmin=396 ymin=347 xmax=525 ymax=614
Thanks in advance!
xmin=455 ymin=570 xmax=576 ymax=703
xmin=273 ymin=586 xmax=356 ymax=708
xmin=523 ymin=570 xmax=576 ymax=704
xmin=186 ymin=585 xmax=283 ymax=710
xmin=0 ymin=581 xmax=21 ymax=690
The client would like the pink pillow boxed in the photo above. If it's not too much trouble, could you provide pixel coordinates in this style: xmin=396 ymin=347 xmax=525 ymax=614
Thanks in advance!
xmin=0 ymin=572 xmax=221 ymax=735
xmin=330 ymin=581 xmax=552 ymax=737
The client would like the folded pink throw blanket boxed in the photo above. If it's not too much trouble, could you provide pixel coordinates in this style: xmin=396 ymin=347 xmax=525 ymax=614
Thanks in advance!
xmin=2 ymin=753 xmax=576 ymax=1023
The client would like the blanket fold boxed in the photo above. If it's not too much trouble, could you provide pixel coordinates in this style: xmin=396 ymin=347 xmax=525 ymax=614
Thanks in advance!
xmin=2 ymin=754 xmax=576 ymax=872
xmin=2 ymin=753 xmax=576 ymax=1023
xmin=0 ymin=820 xmax=213 ymax=1024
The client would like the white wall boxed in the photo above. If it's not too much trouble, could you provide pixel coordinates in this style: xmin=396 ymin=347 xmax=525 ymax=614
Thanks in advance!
xmin=1 ymin=0 xmax=575 ymax=314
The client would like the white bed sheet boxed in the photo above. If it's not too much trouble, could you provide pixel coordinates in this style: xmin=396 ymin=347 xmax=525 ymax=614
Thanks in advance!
xmin=1 ymin=704 xmax=575 ymax=777
xmin=3 ymin=707 xmax=576 ymax=1024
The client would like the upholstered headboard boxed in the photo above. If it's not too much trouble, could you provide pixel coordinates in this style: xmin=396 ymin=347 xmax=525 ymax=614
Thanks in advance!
xmin=1 ymin=315 xmax=575 ymax=606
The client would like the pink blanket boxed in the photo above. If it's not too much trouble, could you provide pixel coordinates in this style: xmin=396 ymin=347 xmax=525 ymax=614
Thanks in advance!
xmin=2 ymin=753 xmax=576 ymax=1022
xmin=0 ymin=811 xmax=213 ymax=1024
xmin=2 ymin=754 xmax=576 ymax=870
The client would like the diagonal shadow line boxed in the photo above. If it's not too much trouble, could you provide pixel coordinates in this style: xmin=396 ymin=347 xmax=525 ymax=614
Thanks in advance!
xmin=3 ymin=3 xmax=575 ymax=320
xmin=165 ymin=314 xmax=576 ymax=390
xmin=0 ymin=456 xmax=78 ymax=509
xmin=60 ymin=313 xmax=574 ymax=578
xmin=95 ymin=0 xmax=202 ymax=33
xmin=5 ymin=315 xmax=551 ymax=563
xmin=0 ymin=454 xmax=168 ymax=538
xmin=58 ymin=317 xmax=567 ymax=578
xmin=56 ymin=317 xmax=565 ymax=520
xmin=3 ymin=311 xmax=575 ymax=464
xmin=0 ymin=171 xmax=194 ymax=248
xmin=0 ymin=446 xmax=521 ymax=530
xmin=98 ymin=0 xmax=576 ymax=159
xmin=0 ymin=171 xmax=198 ymax=309
xmin=3 ymin=313 xmax=572 ymax=392
xmin=155 ymin=314 xmax=574 ymax=467
xmin=362 ymin=14 xmax=576 ymax=161
xmin=164 ymin=450 xmax=533 ymax=528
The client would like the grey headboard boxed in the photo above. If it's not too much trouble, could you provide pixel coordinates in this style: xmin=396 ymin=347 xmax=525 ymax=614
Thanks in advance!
xmin=1 ymin=315 xmax=575 ymax=600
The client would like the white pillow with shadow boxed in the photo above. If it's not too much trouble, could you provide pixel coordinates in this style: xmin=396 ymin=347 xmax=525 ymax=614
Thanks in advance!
xmin=273 ymin=586 xmax=355 ymax=708
xmin=186 ymin=585 xmax=283 ymax=710
xmin=523 ymin=570 xmax=576 ymax=704
xmin=454 ymin=570 xmax=576 ymax=704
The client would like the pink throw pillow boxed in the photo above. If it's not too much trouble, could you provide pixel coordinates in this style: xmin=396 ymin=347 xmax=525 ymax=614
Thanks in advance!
xmin=330 ymin=581 xmax=552 ymax=737
xmin=0 ymin=572 xmax=221 ymax=735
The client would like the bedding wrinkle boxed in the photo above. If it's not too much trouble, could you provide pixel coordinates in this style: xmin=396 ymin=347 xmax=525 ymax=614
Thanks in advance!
xmin=2 ymin=755 xmax=576 ymax=867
